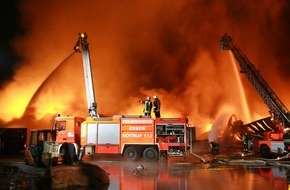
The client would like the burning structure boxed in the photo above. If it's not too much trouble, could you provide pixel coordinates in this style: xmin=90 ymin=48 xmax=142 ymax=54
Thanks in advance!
xmin=0 ymin=1 xmax=290 ymax=149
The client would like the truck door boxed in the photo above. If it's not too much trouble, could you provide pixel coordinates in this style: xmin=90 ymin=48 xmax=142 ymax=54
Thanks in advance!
xmin=96 ymin=123 xmax=120 ymax=153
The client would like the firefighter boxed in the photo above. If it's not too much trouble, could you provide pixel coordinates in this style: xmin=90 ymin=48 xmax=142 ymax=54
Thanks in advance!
xmin=153 ymin=95 xmax=161 ymax=118
xmin=139 ymin=97 xmax=152 ymax=116
xmin=242 ymin=133 xmax=248 ymax=152
xmin=210 ymin=142 xmax=219 ymax=154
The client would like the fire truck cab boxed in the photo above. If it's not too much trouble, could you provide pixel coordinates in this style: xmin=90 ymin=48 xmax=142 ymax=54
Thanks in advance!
xmin=29 ymin=115 xmax=85 ymax=166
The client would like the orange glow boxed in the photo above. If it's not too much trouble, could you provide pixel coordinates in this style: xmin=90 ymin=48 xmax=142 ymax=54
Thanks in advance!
xmin=0 ymin=1 xmax=288 ymax=142
xmin=0 ymin=82 xmax=37 ymax=121
xmin=204 ymin=122 xmax=213 ymax=133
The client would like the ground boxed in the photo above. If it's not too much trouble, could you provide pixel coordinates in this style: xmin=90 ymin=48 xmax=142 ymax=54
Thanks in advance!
xmin=0 ymin=153 xmax=110 ymax=189
xmin=0 ymin=141 xmax=276 ymax=189
xmin=0 ymin=162 xmax=45 ymax=189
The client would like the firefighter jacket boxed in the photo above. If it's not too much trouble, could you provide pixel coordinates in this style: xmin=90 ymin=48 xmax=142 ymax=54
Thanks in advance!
xmin=153 ymin=98 xmax=161 ymax=112
xmin=144 ymin=100 xmax=152 ymax=114
xmin=140 ymin=100 xmax=152 ymax=114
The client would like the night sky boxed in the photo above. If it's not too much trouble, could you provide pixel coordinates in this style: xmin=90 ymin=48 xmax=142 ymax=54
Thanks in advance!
xmin=0 ymin=0 xmax=24 ymax=86
xmin=1 ymin=0 xmax=290 ymax=139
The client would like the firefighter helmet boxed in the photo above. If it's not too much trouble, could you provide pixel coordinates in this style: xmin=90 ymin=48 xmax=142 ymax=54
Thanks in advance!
xmin=153 ymin=95 xmax=157 ymax=99
xmin=147 ymin=96 xmax=150 ymax=100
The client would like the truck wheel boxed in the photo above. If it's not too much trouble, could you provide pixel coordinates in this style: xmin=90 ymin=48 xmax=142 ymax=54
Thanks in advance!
xmin=260 ymin=144 xmax=270 ymax=158
xmin=143 ymin=147 xmax=159 ymax=162
xmin=61 ymin=143 xmax=76 ymax=165
xmin=123 ymin=146 xmax=139 ymax=161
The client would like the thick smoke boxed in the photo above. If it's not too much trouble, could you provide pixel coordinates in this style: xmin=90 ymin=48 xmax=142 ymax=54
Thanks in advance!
xmin=1 ymin=0 xmax=290 ymax=139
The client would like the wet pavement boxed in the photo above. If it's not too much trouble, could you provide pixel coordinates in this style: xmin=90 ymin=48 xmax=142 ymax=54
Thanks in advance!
xmin=1 ymin=151 xmax=290 ymax=189
xmin=85 ymin=153 xmax=290 ymax=190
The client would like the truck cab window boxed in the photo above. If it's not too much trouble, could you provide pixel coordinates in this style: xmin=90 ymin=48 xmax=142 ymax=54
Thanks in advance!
xmin=54 ymin=121 xmax=66 ymax=131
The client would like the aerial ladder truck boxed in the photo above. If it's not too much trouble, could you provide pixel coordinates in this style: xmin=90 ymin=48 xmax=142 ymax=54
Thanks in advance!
xmin=27 ymin=33 xmax=195 ymax=166
xmin=24 ymin=34 xmax=92 ymax=166
xmin=25 ymin=33 xmax=97 ymax=166
xmin=71 ymin=33 xmax=196 ymax=162
xmin=220 ymin=33 xmax=290 ymax=158
xmin=46 ymin=33 xmax=100 ymax=164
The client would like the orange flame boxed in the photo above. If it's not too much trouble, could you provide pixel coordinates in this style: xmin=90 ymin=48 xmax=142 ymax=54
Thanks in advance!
xmin=0 ymin=1 xmax=289 ymax=141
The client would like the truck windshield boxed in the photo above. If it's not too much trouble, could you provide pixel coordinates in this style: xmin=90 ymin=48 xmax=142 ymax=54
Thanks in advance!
xmin=53 ymin=121 xmax=66 ymax=131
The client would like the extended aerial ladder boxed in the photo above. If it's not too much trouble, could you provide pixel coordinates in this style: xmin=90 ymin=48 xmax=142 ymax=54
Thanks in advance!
xmin=219 ymin=33 xmax=290 ymax=128
xmin=74 ymin=33 xmax=98 ymax=118
xmin=220 ymin=33 xmax=290 ymax=156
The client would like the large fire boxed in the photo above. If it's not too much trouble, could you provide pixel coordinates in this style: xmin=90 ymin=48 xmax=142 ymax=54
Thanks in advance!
xmin=0 ymin=1 xmax=289 ymax=140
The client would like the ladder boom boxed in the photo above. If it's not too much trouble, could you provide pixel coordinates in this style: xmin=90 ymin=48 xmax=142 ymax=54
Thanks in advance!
xmin=74 ymin=33 xmax=98 ymax=118
xmin=220 ymin=33 xmax=290 ymax=127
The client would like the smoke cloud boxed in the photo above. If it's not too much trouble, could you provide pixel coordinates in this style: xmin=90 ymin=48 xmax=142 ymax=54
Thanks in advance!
xmin=1 ymin=0 xmax=290 ymax=139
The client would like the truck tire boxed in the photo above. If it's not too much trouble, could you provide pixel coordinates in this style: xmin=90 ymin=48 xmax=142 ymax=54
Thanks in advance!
xmin=123 ymin=146 xmax=140 ymax=161
xmin=143 ymin=146 xmax=159 ymax=162
xmin=61 ymin=143 xmax=76 ymax=165
xmin=260 ymin=144 xmax=270 ymax=158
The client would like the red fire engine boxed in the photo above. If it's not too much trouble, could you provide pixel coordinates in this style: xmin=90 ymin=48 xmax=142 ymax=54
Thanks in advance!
xmin=27 ymin=33 xmax=195 ymax=166
xmin=80 ymin=116 xmax=191 ymax=161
